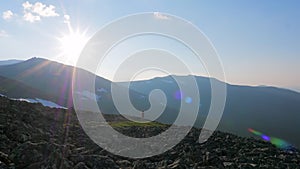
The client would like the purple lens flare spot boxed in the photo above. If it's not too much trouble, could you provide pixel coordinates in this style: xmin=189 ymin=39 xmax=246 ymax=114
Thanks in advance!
xmin=174 ymin=90 xmax=183 ymax=100
xmin=261 ymin=135 xmax=270 ymax=141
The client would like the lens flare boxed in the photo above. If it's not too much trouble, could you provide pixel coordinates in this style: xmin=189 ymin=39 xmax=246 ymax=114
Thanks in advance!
xmin=174 ymin=90 xmax=183 ymax=100
xmin=261 ymin=135 xmax=270 ymax=141
xmin=248 ymin=128 xmax=255 ymax=133
xmin=248 ymin=128 xmax=262 ymax=136
xmin=270 ymin=137 xmax=289 ymax=149
xmin=185 ymin=97 xmax=192 ymax=104
xmin=248 ymin=128 xmax=291 ymax=149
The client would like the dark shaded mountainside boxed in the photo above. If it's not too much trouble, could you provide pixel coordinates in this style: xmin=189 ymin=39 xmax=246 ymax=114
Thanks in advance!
xmin=0 ymin=76 xmax=56 ymax=100
xmin=0 ymin=57 xmax=111 ymax=107
xmin=0 ymin=57 xmax=300 ymax=148
xmin=0 ymin=96 xmax=300 ymax=169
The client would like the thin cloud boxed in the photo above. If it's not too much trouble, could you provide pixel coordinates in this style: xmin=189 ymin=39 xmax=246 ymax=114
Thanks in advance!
xmin=23 ymin=12 xmax=41 ymax=23
xmin=153 ymin=12 xmax=170 ymax=20
xmin=0 ymin=30 xmax=9 ymax=37
xmin=22 ymin=1 xmax=32 ymax=10
xmin=63 ymin=14 xmax=70 ymax=24
xmin=31 ymin=2 xmax=59 ymax=17
xmin=22 ymin=1 xmax=59 ymax=22
xmin=2 ymin=10 xmax=14 ymax=20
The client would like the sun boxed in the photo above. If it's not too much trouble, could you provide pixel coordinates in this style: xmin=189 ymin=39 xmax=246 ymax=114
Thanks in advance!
xmin=58 ymin=29 xmax=88 ymax=65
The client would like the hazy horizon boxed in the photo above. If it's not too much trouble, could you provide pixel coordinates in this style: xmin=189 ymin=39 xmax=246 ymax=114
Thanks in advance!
xmin=1 ymin=57 xmax=300 ymax=94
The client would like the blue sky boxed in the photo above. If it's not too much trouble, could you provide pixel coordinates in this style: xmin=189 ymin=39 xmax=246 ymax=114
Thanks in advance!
xmin=0 ymin=0 xmax=299 ymax=92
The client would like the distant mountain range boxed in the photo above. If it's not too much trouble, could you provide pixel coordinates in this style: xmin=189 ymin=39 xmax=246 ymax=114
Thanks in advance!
xmin=0 ymin=59 xmax=23 ymax=66
xmin=0 ymin=57 xmax=299 ymax=148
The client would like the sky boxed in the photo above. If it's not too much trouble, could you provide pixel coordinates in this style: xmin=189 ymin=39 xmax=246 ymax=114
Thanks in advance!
xmin=0 ymin=0 xmax=299 ymax=92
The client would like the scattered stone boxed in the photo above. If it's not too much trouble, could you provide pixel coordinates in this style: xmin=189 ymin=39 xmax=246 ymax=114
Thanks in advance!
xmin=223 ymin=162 xmax=233 ymax=167
xmin=0 ymin=96 xmax=300 ymax=168
xmin=74 ymin=162 xmax=90 ymax=169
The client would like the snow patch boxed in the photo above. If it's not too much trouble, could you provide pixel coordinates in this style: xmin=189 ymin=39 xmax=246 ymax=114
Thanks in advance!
xmin=18 ymin=98 xmax=38 ymax=103
xmin=13 ymin=98 xmax=67 ymax=109
xmin=35 ymin=98 xmax=67 ymax=109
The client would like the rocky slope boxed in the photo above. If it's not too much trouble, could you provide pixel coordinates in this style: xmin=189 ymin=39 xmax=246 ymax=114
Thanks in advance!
xmin=0 ymin=96 xmax=299 ymax=169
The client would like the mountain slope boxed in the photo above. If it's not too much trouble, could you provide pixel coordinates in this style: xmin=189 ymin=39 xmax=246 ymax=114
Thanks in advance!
xmin=0 ymin=96 xmax=299 ymax=169
xmin=0 ymin=75 xmax=56 ymax=100
xmin=127 ymin=76 xmax=300 ymax=148
xmin=0 ymin=58 xmax=299 ymax=148
xmin=0 ymin=57 xmax=111 ymax=108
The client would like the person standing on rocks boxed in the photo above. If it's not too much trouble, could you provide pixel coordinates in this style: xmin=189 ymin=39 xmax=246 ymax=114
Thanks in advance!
xmin=141 ymin=111 xmax=144 ymax=119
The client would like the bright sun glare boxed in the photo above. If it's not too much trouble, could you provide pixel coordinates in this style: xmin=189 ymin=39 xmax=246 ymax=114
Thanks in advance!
xmin=58 ymin=30 xmax=88 ymax=65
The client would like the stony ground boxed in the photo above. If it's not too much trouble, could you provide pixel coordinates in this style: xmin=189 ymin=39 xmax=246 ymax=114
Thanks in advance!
xmin=0 ymin=96 xmax=299 ymax=169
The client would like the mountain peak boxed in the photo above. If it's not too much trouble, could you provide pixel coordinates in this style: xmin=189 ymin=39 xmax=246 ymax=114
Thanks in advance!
xmin=26 ymin=57 xmax=49 ymax=63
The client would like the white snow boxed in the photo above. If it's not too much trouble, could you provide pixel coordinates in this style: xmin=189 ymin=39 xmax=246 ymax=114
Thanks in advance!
xmin=18 ymin=98 xmax=38 ymax=103
xmin=13 ymin=98 xmax=67 ymax=109
xmin=35 ymin=98 xmax=67 ymax=109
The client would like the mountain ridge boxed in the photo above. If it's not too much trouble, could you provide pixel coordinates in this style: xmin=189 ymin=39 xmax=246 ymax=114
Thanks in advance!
xmin=0 ymin=59 xmax=23 ymax=66
xmin=0 ymin=57 xmax=299 ymax=149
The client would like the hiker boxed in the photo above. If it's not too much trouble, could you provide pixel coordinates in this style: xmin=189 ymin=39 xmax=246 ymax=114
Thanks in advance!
xmin=141 ymin=111 xmax=144 ymax=119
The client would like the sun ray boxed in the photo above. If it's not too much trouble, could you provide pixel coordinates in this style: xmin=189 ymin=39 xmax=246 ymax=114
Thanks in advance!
xmin=56 ymin=23 xmax=89 ymax=65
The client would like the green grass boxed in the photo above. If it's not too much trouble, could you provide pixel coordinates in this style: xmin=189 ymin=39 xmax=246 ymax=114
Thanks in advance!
xmin=109 ymin=121 xmax=167 ymax=128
